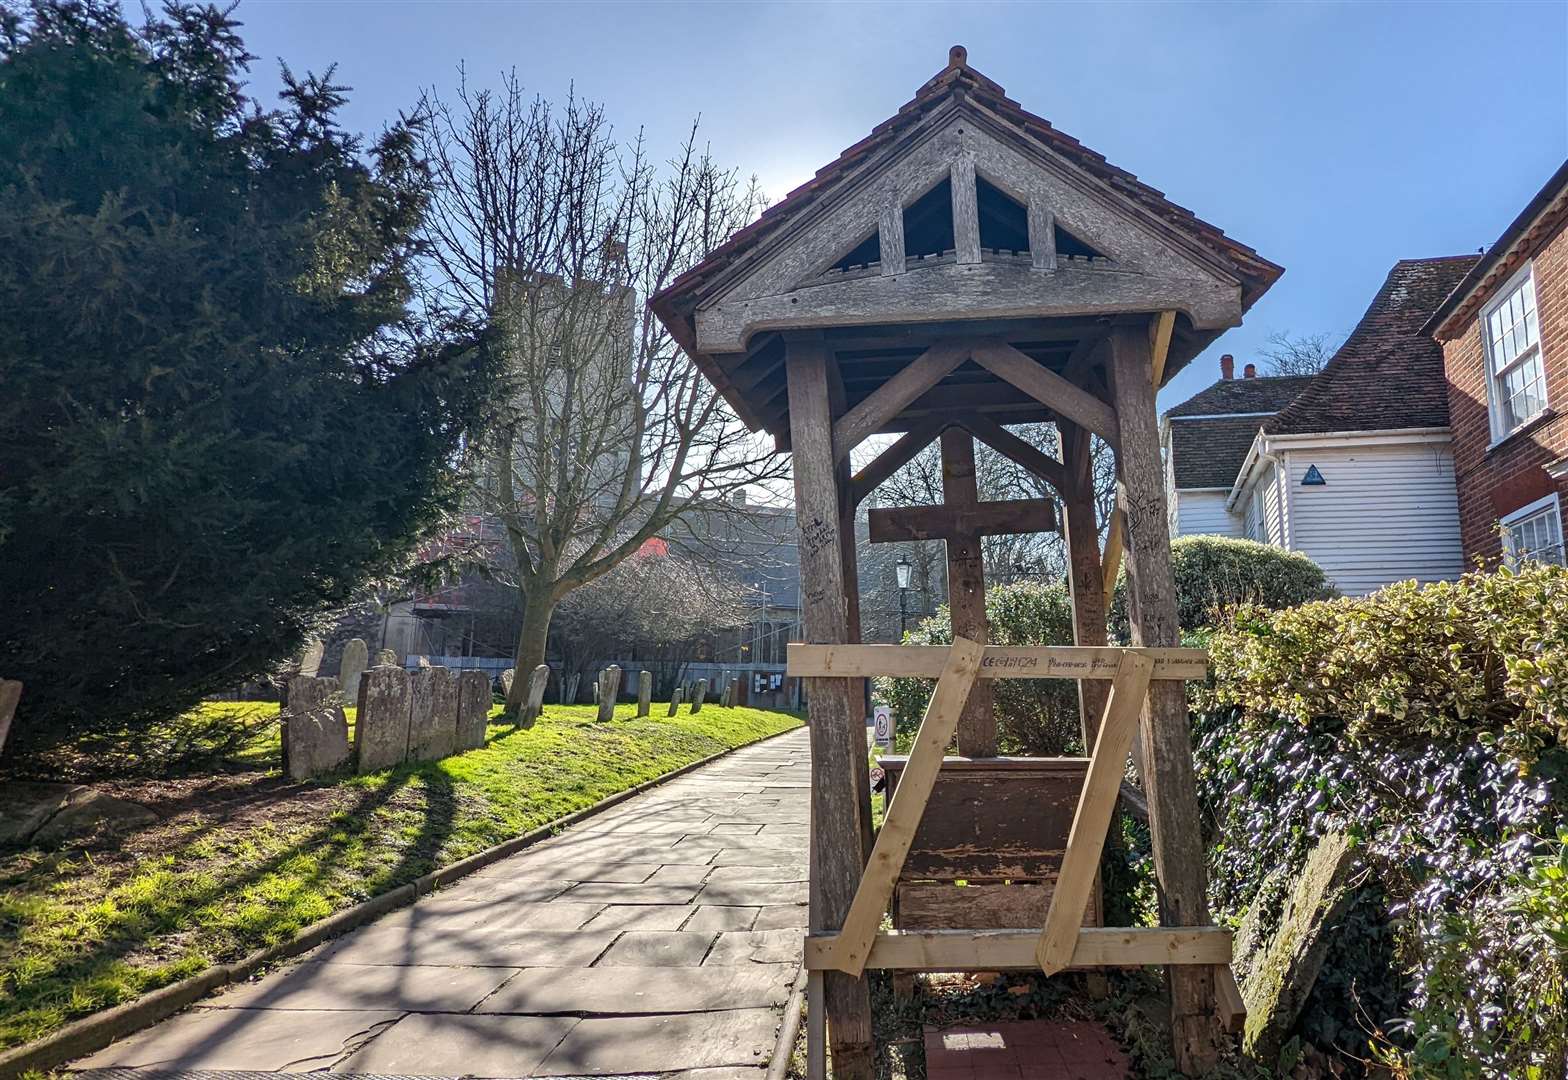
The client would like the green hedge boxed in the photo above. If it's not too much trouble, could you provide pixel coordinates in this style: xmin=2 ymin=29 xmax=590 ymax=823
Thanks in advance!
xmin=1194 ymin=566 xmax=1568 ymax=1077
xmin=1111 ymin=534 xmax=1334 ymax=635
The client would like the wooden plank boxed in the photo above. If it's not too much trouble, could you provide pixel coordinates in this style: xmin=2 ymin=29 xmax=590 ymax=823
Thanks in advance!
xmin=867 ymin=499 xmax=1057 ymax=543
xmin=784 ymin=340 xmax=874 ymax=1080
xmin=805 ymin=927 xmax=1233 ymax=972
xmin=786 ymin=644 xmax=1207 ymax=681
xmin=1059 ymin=421 xmax=1110 ymax=742
xmin=879 ymin=184 xmax=905 ymax=277
xmin=1101 ymin=504 xmax=1125 ymax=605
xmin=849 ymin=418 xmax=947 ymax=507
xmin=969 ymin=340 xmax=1120 ymax=448
xmin=1109 ymin=322 xmax=1222 ymax=1072
xmin=897 ymin=880 xmax=1100 ymax=931
xmin=954 ymin=412 xmax=1067 ymax=492
xmin=818 ymin=638 xmax=985 ymax=976
xmin=1216 ymin=966 xmax=1247 ymax=1034
xmin=1149 ymin=310 xmax=1176 ymax=387
xmin=831 ymin=342 xmax=968 ymax=461
xmin=1036 ymin=653 xmax=1154 ymax=974
xmin=1027 ymin=195 xmax=1056 ymax=271
xmin=938 ymin=431 xmax=995 ymax=758
xmin=807 ymin=970 xmax=826 ymax=1080
xmin=951 ymin=152 xmax=981 ymax=265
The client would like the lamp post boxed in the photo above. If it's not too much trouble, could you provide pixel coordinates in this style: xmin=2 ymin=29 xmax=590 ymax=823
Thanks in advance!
xmin=895 ymin=554 xmax=912 ymax=638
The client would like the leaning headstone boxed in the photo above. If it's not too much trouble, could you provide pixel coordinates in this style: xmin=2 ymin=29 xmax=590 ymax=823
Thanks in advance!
xmin=721 ymin=679 xmax=735 ymax=708
xmin=1241 ymin=831 xmax=1359 ymax=1062
xmin=455 ymin=670 xmax=491 ymax=751
xmin=408 ymin=666 xmax=458 ymax=761
xmin=355 ymin=665 xmax=411 ymax=773
xmin=597 ymin=665 xmax=622 ymax=722
xmin=0 ymin=679 xmax=21 ymax=757
xmin=522 ymin=664 xmax=549 ymax=726
xmin=338 ymin=639 xmax=369 ymax=705
xmin=500 ymin=667 xmax=516 ymax=700
xmin=284 ymin=676 xmax=351 ymax=781
xmin=298 ymin=640 xmax=325 ymax=678
xmin=636 ymin=670 xmax=652 ymax=717
xmin=376 ymin=648 xmax=398 ymax=666
xmin=667 ymin=687 xmax=684 ymax=717
xmin=690 ymin=678 xmax=708 ymax=714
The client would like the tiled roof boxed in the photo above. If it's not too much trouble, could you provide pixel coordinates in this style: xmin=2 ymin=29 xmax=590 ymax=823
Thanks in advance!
xmin=1166 ymin=374 xmax=1316 ymax=418
xmin=1170 ymin=415 xmax=1270 ymax=489
xmin=1267 ymin=256 xmax=1483 ymax=436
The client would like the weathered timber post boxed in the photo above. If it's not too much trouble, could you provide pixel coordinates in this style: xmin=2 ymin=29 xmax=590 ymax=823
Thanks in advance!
xmin=1108 ymin=322 xmax=1222 ymax=1072
xmin=786 ymin=340 xmax=875 ymax=1080
xmin=939 ymin=427 xmax=996 ymax=757
xmin=637 ymin=670 xmax=652 ymax=717
xmin=1059 ymin=420 xmax=1111 ymax=743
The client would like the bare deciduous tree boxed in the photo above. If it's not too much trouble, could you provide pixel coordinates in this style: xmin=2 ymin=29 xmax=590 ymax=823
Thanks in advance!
xmin=1258 ymin=330 xmax=1336 ymax=376
xmin=416 ymin=71 xmax=787 ymax=715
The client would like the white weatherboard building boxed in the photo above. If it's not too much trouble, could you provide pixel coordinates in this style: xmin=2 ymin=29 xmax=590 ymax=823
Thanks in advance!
xmin=1163 ymin=257 xmax=1480 ymax=596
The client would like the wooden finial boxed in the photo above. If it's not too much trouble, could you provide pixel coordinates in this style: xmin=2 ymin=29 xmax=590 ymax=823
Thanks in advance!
xmin=948 ymin=45 xmax=968 ymax=68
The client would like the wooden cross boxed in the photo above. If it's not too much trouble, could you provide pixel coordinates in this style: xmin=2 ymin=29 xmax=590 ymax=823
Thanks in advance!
xmin=867 ymin=428 xmax=1057 ymax=757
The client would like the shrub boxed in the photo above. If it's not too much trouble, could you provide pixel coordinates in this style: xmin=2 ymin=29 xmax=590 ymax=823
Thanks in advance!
xmin=876 ymin=580 xmax=1081 ymax=756
xmin=1193 ymin=565 xmax=1568 ymax=1076
xmin=0 ymin=2 xmax=497 ymax=760
xmin=1111 ymin=534 xmax=1333 ymax=635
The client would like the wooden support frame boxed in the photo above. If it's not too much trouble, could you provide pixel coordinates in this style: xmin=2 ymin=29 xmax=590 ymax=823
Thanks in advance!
xmin=969 ymin=340 xmax=1120 ymax=448
xmin=805 ymin=927 xmax=1233 ymax=972
xmin=848 ymin=417 xmax=948 ymax=507
xmin=787 ymin=643 xmax=1206 ymax=681
xmin=954 ymin=412 xmax=1068 ymax=492
xmin=1036 ymin=651 xmax=1154 ymax=973
xmin=1101 ymin=504 xmax=1126 ymax=603
xmin=831 ymin=341 xmax=968 ymax=461
xmin=1149 ymin=309 xmax=1176 ymax=387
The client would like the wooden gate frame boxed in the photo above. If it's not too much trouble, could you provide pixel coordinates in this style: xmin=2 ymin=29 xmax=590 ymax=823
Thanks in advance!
xmin=788 ymin=638 xmax=1242 ymax=1078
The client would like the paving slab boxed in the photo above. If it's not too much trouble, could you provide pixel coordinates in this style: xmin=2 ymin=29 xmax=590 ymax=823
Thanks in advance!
xmin=580 ymin=903 xmax=696 ymax=932
xmin=685 ymin=906 xmax=761 ymax=932
xmin=478 ymin=965 xmax=795 ymax=1014
xmin=596 ymin=930 xmax=716 ymax=967
xmin=215 ymin=960 xmax=514 ymax=1011
xmin=753 ymin=904 xmax=809 ymax=930
xmin=704 ymin=929 xmax=804 ymax=967
xmin=75 ymin=1007 xmax=402 ymax=1070
xmin=536 ymin=1008 xmax=781 ymax=1075
xmin=311 ymin=925 xmax=617 ymax=967
xmin=343 ymin=1012 xmax=578 ymax=1076
xmin=698 ymin=880 xmax=808 ymax=906
xmin=562 ymin=881 xmax=704 ymax=904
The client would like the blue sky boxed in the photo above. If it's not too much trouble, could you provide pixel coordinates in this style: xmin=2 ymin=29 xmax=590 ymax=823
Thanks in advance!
xmin=231 ymin=0 xmax=1568 ymax=409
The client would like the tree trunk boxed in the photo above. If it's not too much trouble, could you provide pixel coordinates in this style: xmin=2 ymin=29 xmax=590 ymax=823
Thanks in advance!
xmin=506 ymin=593 xmax=555 ymax=722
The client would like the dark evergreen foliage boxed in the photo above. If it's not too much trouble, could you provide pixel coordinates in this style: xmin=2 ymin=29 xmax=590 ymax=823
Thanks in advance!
xmin=0 ymin=1 xmax=498 ymax=758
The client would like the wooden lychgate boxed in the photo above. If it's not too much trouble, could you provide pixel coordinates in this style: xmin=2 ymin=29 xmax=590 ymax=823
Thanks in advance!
xmin=650 ymin=44 xmax=1281 ymax=1079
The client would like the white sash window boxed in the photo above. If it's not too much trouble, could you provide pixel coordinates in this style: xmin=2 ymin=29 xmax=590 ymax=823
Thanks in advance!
xmin=1482 ymin=265 xmax=1548 ymax=441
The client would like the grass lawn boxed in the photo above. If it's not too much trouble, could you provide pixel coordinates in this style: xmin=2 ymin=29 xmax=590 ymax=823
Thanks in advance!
xmin=0 ymin=700 xmax=801 ymax=1050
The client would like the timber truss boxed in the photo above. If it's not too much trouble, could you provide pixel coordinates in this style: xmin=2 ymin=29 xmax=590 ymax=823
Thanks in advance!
xmin=786 ymin=639 xmax=1244 ymax=1079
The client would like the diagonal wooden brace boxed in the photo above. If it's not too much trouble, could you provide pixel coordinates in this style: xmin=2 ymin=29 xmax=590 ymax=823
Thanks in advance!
xmin=1035 ymin=650 xmax=1155 ymax=974
xmin=815 ymin=636 xmax=985 ymax=976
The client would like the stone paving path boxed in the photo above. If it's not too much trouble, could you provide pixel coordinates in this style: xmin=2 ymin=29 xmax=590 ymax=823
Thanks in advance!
xmin=75 ymin=728 xmax=811 ymax=1078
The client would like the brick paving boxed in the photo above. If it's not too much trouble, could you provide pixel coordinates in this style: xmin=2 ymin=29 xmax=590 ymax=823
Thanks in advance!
xmin=924 ymin=1020 xmax=1130 ymax=1080
xmin=73 ymin=728 xmax=811 ymax=1078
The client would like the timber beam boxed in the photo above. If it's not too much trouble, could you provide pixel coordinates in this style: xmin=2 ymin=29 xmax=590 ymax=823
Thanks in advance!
xmin=831 ymin=341 xmax=969 ymax=461
xmin=849 ymin=417 xmax=948 ymax=507
xmin=954 ymin=412 xmax=1068 ymax=492
xmin=969 ymin=340 xmax=1120 ymax=448
xmin=805 ymin=927 xmax=1233 ymax=973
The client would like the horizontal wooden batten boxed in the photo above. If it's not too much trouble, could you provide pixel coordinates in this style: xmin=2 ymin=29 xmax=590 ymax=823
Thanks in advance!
xmin=867 ymin=499 xmax=1057 ymax=543
xmin=787 ymin=644 xmax=1207 ymax=681
xmin=804 ymin=927 xmax=1233 ymax=973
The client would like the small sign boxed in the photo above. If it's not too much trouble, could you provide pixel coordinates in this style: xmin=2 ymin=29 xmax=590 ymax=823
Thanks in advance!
xmin=873 ymin=704 xmax=895 ymax=750
xmin=1302 ymin=464 xmax=1326 ymax=486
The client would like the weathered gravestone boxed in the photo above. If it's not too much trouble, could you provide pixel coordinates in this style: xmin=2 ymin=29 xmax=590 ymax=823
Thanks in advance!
xmin=637 ymin=670 xmax=652 ymax=717
xmin=690 ymin=678 xmax=708 ymax=714
xmin=298 ymin=640 xmax=325 ymax=678
xmin=355 ymin=665 xmax=411 ymax=773
xmin=455 ymin=669 xmax=491 ymax=751
xmin=721 ymin=678 xmax=735 ymax=708
xmin=564 ymin=672 xmax=581 ymax=705
xmin=522 ymin=664 xmax=549 ymax=726
xmin=1240 ymin=831 xmax=1359 ymax=1063
xmin=338 ymin=638 xmax=369 ymax=705
xmin=0 ymin=679 xmax=21 ymax=757
xmin=408 ymin=666 xmax=459 ymax=761
xmin=375 ymin=648 xmax=398 ymax=666
xmin=500 ymin=667 xmax=515 ymax=699
xmin=284 ymin=676 xmax=351 ymax=781
xmin=596 ymin=665 xmax=621 ymax=722
xmin=667 ymin=687 xmax=684 ymax=716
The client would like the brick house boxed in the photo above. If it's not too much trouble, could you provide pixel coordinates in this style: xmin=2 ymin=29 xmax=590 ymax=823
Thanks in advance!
xmin=1426 ymin=159 xmax=1568 ymax=568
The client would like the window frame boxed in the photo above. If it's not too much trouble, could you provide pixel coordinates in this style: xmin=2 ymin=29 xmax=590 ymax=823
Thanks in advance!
xmin=1480 ymin=262 xmax=1549 ymax=443
xmin=1500 ymin=493 xmax=1565 ymax=569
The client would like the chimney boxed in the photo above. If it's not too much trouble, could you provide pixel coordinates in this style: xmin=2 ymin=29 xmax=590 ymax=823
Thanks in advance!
xmin=1220 ymin=354 xmax=1234 ymax=380
xmin=1243 ymin=362 xmax=1258 ymax=379
xmin=730 ymin=488 xmax=748 ymax=508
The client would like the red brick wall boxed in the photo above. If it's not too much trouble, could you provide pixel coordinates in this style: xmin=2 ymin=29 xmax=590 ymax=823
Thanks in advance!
xmin=1442 ymin=215 xmax=1568 ymax=566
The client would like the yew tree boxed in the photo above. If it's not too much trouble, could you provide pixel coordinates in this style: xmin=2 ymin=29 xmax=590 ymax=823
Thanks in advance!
xmin=0 ymin=2 xmax=498 ymax=758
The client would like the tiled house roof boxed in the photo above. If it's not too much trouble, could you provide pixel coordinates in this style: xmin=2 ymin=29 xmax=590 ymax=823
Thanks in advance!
xmin=1267 ymin=256 xmax=1483 ymax=436
xmin=1165 ymin=375 xmax=1313 ymax=489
